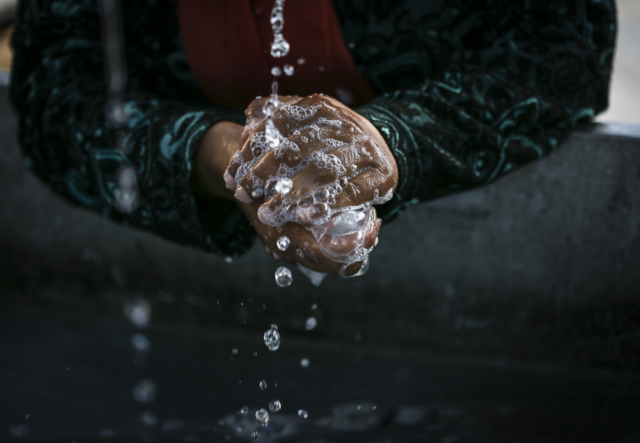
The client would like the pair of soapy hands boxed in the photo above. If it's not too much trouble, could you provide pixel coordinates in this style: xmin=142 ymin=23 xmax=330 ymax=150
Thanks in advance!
xmin=194 ymin=94 xmax=398 ymax=276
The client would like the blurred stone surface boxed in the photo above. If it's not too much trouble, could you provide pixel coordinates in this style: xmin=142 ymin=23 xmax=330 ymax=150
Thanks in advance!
xmin=1 ymin=86 xmax=640 ymax=371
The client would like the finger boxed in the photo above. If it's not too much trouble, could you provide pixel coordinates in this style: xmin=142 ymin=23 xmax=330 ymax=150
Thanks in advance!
xmin=333 ymin=167 xmax=394 ymax=209
xmin=242 ymin=95 xmax=303 ymax=143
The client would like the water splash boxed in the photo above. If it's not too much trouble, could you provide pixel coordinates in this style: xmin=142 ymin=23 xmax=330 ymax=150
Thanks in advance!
xmin=255 ymin=408 xmax=270 ymax=426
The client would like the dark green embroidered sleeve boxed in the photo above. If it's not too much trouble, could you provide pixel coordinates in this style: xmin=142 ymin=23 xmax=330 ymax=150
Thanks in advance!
xmin=337 ymin=0 xmax=617 ymax=220
xmin=10 ymin=0 xmax=255 ymax=256
xmin=11 ymin=0 xmax=616 ymax=258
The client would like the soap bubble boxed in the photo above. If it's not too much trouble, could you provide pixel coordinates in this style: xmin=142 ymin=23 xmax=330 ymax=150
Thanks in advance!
xmin=269 ymin=399 xmax=282 ymax=412
xmin=255 ymin=408 xmax=270 ymax=426
xmin=275 ymin=178 xmax=292 ymax=195
xmin=284 ymin=65 xmax=294 ymax=76
xmin=275 ymin=267 xmax=293 ymax=287
xmin=132 ymin=379 xmax=157 ymax=403
xmin=123 ymin=298 xmax=151 ymax=328
xmin=277 ymin=236 xmax=290 ymax=251
xmin=259 ymin=379 xmax=267 ymax=390
xmin=298 ymin=409 xmax=308 ymax=419
xmin=305 ymin=317 xmax=317 ymax=331
xmin=264 ymin=326 xmax=281 ymax=351
xmin=300 ymin=358 xmax=310 ymax=368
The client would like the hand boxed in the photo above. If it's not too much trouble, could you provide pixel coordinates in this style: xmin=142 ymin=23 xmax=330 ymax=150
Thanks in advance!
xmin=192 ymin=118 xmax=378 ymax=275
xmin=226 ymin=94 xmax=399 ymax=275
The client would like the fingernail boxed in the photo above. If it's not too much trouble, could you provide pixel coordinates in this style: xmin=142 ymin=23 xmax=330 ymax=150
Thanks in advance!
xmin=224 ymin=169 xmax=236 ymax=190
xmin=258 ymin=205 xmax=274 ymax=224
xmin=235 ymin=186 xmax=253 ymax=204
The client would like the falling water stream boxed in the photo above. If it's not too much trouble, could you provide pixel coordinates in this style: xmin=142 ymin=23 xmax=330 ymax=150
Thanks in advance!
xmin=97 ymin=0 xmax=382 ymax=440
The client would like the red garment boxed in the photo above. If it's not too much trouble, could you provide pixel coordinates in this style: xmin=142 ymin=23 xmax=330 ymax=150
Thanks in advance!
xmin=179 ymin=0 xmax=374 ymax=110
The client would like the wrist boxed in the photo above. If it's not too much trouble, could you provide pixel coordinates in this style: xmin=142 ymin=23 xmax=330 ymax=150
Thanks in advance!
xmin=193 ymin=121 xmax=243 ymax=200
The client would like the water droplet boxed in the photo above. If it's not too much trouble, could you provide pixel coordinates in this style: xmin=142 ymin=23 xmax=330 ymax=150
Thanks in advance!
xmin=259 ymin=379 xmax=267 ymax=390
xmin=275 ymin=178 xmax=292 ymax=195
xmin=140 ymin=411 xmax=157 ymax=427
xmin=284 ymin=65 xmax=294 ymax=76
xmin=305 ymin=317 xmax=317 ymax=331
xmin=131 ymin=333 xmax=150 ymax=352
xmin=271 ymin=66 xmax=282 ymax=77
xmin=239 ymin=406 xmax=249 ymax=415
xmin=269 ymin=399 xmax=282 ymax=412
xmin=300 ymin=358 xmax=310 ymax=368
xmin=255 ymin=408 xmax=270 ymax=426
xmin=298 ymin=409 xmax=309 ymax=419
xmin=132 ymin=379 xmax=157 ymax=403
xmin=115 ymin=166 xmax=140 ymax=214
xmin=311 ymin=304 xmax=318 ymax=310
xmin=225 ymin=256 xmax=233 ymax=263
xmin=232 ymin=348 xmax=238 ymax=355
xmin=275 ymin=266 xmax=293 ymax=287
xmin=319 ymin=65 xmax=325 ymax=72
xmin=123 ymin=298 xmax=151 ymax=328
xmin=335 ymin=87 xmax=356 ymax=106
xmin=264 ymin=326 xmax=281 ymax=351
xmin=354 ymin=333 xmax=363 ymax=341
xmin=348 ymin=42 xmax=356 ymax=49
xmin=270 ymin=35 xmax=290 ymax=58
xmin=277 ymin=236 xmax=290 ymax=251
xmin=252 ymin=187 xmax=264 ymax=198
xmin=24 ymin=414 xmax=30 ymax=419
xmin=251 ymin=431 xmax=260 ymax=441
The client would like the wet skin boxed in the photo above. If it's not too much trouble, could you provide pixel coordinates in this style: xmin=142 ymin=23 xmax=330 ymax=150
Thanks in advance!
xmin=194 ymin=94 xmax=398 ymax=275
